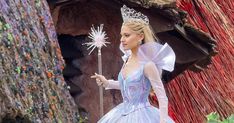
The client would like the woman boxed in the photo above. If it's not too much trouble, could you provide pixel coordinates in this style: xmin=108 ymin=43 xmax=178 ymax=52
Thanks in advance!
xmin=91 ymin=5 xmax=175 ymax=123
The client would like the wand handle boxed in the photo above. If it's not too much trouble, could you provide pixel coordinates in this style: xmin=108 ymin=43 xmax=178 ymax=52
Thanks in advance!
xmin=98 ymin=48 xmax=104 ymax=117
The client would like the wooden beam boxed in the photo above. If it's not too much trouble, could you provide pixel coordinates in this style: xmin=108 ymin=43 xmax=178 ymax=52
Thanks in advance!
xmin=174 ymin=24 xmax=209 ymax=55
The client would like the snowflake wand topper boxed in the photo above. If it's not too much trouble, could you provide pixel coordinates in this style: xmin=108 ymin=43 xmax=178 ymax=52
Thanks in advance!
xmin=83 ymin=24 xmax=110 ymax=55
xmin=83 ymin=24 xmax=110 ymax=117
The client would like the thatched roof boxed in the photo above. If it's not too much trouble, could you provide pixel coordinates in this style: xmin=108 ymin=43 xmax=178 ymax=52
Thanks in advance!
xmin=48 ymin=0 xmax=176 ymax=7
xmin=116 ymin=0 xmax=176 ymax=8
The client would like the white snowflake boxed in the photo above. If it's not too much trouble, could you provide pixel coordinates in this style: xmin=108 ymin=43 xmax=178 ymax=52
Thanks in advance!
xmin=83 ymin=24 xmax=110 ymax=55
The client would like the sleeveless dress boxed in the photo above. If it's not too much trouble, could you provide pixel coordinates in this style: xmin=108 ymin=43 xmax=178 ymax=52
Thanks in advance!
xmin=97 ymin=63 xmax=175 ymax=123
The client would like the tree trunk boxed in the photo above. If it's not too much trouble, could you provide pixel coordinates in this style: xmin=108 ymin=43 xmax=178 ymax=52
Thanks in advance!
xmin=0 ymin=0 xmax=79 ymax=122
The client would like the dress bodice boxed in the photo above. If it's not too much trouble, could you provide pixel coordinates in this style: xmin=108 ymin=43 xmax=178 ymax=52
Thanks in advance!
xmin=117 ymin=64 xmax=152 ymax=115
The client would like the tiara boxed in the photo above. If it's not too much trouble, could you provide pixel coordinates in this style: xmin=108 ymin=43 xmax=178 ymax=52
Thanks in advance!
xmin=121 ymin=5 xmax=149 ymax=25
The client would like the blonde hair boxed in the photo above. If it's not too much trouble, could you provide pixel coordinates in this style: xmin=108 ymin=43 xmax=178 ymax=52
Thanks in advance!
xmin=122 ymin=21 xmax=159 ymax=43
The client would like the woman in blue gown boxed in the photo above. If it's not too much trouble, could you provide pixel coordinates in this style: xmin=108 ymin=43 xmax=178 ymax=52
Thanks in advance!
xmin=91 ymin=5 xmax=176 ymax=123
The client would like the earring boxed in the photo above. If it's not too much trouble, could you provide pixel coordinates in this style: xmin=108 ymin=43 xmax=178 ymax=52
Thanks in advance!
xmin=138 ymin=40 xmax=142 ymax=45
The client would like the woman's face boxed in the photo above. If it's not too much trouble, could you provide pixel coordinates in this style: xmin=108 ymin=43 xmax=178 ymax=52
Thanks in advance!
xmin=120 ymin=25 xmax=144 ymax=50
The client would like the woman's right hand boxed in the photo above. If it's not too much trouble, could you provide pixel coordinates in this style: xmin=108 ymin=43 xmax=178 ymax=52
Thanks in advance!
xmin=90 ymin=73 xmax=109 ymax=87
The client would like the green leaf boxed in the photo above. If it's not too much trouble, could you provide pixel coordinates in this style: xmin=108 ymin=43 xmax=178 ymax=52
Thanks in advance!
xmin=226 ymin=114 xmax=234 ymax=123
xmin=221 ymin=120 xmax=229 ymax=123
xmin=7 ymin=33 xmax=13 ymax=42
xmin=207 ymin=119 xmax=220 ymax=123
xmin=207 ymin=112 xmax=220 ymax=120
xmin=15 ymin=66 xmax=21 ymax=74
xmin=4 ymin=23 xmax=11 ymax=30
xmin=206 ymin=112 xmax=234 ymax=123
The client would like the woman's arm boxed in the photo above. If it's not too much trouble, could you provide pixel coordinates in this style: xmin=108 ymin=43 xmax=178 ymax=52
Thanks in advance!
xmin=91 ymin=73 xmax=120 ymax=90
xmin=105 ymin=79 xmax=120 ymax=90
xmin=144 ymin=62 xmax=168 ymax=123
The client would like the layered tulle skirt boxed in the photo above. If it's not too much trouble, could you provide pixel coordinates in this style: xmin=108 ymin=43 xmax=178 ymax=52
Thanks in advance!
xmin=98 ymin=102 xmax=175 ymax=123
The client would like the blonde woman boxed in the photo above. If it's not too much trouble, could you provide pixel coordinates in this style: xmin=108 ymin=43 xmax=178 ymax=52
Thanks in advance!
xmin=91 ymin=5 xmax=175 ymax=123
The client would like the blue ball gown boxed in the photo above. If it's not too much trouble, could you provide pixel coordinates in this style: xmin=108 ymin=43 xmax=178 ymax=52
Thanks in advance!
xmin=98 ymin=42 xmax=176 ymax=123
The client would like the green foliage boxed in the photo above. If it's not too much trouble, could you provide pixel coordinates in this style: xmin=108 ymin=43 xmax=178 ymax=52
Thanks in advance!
xmin=206 ymin=112 xmax=234 ymax=123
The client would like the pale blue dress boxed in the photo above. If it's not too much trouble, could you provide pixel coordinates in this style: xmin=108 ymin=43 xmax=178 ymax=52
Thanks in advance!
xmin=98 ymin=42 xmax=175 ymax=123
